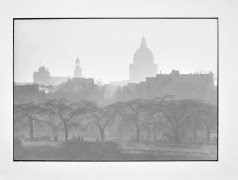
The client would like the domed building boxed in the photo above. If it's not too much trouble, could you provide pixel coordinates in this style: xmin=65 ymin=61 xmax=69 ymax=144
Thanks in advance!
xmin=129 ymin=36 xmax=157 ymax=83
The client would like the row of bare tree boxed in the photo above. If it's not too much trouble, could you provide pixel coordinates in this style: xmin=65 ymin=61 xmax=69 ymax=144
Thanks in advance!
xmin=14 ymin=96 xmax=217 ymax=144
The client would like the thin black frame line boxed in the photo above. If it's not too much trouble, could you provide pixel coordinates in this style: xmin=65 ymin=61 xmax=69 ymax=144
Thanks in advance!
xmin=13 ymin=17 xmax=219 ymax=162
xmin=13 ymin=19 xmax=15 ymax=162
xmin=217 ymin=18 xmax=219 ymax=161
xmin=13 ymin=160 xmax=218 ymax=162
xmin=13 ymin=17 xmax=218 ymax=20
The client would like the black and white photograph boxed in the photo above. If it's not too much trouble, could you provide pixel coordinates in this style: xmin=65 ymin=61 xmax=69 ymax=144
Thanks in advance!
xmin=13 ymin=18 xmax=218 ymax=161
xmin=1 ymin=0 xmax=238 ymax=180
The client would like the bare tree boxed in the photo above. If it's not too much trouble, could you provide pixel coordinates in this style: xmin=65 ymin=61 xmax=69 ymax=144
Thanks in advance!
xmin=160 ymin=99 xmax=198 ymax=144
xmin=136 ymin=96 xmax=174 ymax=144
xmin=84 ymin=101 xmax=121 ymax=142
xmin=143 ymin=110 xmax=165 ymax=144
xmin=196 ymin=103 xmax=217 ymax=144
xmin=14 ymin=103 xmax=46 ymax=140
xmin=183 ymin=110 xmax=204 ymax=144
xmin=120 ymin=99 xmax=149 ymax=143
xmin=45 ymin=99 xmax=85 ymax=141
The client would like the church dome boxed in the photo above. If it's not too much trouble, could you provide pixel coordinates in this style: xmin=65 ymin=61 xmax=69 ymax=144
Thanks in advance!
xmin=133 ymin=36 xmax=154 ymax=64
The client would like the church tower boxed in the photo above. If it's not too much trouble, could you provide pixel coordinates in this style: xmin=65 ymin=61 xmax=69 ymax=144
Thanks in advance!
xmin=74 ymin=56 xmax=82 ymax=78
xmin=129 ymin=36 xmax=157 ymax=83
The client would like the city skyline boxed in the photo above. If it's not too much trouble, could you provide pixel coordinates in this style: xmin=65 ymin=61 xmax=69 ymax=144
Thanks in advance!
xmin=14 ymin=19 xmax=217 ymax=84
xmin=13 ymin=18 xmax=218 ymax=162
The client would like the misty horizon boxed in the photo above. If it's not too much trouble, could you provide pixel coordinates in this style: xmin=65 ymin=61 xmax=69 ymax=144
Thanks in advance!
xmin=14 ymin=19 xmax=217 ymax=84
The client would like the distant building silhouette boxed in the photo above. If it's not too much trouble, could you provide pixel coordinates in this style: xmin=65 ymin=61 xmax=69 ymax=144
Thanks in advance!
xmin=129 ymin=36 xmax=157 ymax=83
xmin=74 ymin=56 xmax=82 ymax=78
xmin=50 ymin=77 xmax=104 ymax=102
xmin=33 ymin=56 xmax=82 ymax=86
xmin=57 ymin=77 xmax=94 ymax=93
xmin=118 ymin=70 xmax=217 ymax=105
xmin=33 ymin=66 xmax=51 ymax=85
xmin=14 ymin=84 xmax=45 ymax=103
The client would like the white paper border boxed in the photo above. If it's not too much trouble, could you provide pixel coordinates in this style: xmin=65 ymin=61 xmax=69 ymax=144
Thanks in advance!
xmin=1 ymin=0 xmax=238 ymax=179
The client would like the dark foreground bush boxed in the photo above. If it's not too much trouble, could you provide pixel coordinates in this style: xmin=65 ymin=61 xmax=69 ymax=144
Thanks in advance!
xmin=64 ymin=141 xmax=120 ymax=160
xmin=13 ymin=140 xmax=217 ymax=161
xmin=14 ymin=141 xmax=121 ymax=160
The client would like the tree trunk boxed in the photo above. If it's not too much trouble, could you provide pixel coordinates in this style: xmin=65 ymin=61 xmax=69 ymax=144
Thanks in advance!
xmin=174 ymin=128 xmax=181 ymax=144
xmin=136 ymin=127 xmax=140 ymax=143
xmin=193 ymin=129 xmax=197 ymax=144
xmin=147 ymin=126 xmax=150 ymax=143
xmin=180 ymin=126 xmax=185 ymax=139
xmin=64 ymin=125 xmax=68 ymax=141
xmin=29 ymin=119 xmax=34 ymax=141
xmin=118 ymin=125 xmax=122 ymax=141
xmin=206 ymin=127 xmax=210 ymax=144
xmin=100 ymin=129 xmax=105 ymax=142
xmin=153 ymin=119 xmax=156 ymax=144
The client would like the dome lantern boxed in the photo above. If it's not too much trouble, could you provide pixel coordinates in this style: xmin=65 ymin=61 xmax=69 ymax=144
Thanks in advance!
xmin=141 ymin=35 xmax=146 ymax=47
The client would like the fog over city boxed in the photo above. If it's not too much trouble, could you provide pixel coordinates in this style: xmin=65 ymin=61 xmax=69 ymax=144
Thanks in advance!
xmin=14 ymin=19 xmax=217 ymax=84
xmin=14 ymin=19 xmax=218 ymax=161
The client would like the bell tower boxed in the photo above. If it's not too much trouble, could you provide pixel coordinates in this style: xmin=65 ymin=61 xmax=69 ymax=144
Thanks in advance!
xmin=74 ymin=56 xmax=82 ymax=78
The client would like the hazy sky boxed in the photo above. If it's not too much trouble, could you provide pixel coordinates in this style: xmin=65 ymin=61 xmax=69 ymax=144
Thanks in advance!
xmin=14 ymin=19 xmax=217 ymax=84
